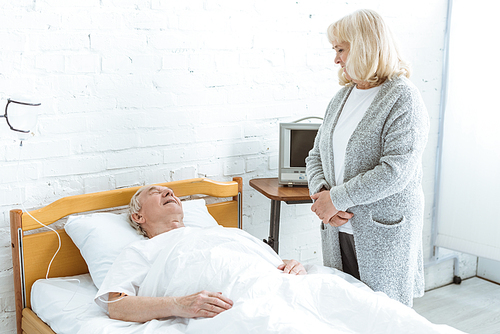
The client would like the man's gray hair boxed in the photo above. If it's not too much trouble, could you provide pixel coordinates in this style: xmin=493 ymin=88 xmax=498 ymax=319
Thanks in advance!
xmin=128 ymin=186 xmax=151 ymax=238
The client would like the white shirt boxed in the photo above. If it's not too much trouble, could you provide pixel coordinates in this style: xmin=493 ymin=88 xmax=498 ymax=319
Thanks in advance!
xmin=95 ymin=226 xmax=283 ymax=312
xmin=95 ymin=230 xmax=170 ymax=311
xmin=333 ymin=85 xmax=381 ymax=234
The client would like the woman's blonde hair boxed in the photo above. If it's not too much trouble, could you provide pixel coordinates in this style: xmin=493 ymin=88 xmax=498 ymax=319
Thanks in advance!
xmin=128 ymin=186 xmax=150 ymax=237
xmin=327 ymin=9 xmax=410 ymax=87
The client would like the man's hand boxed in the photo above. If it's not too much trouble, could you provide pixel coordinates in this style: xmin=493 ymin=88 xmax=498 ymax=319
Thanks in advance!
xmin=172 ymin=291 xmax=233 ymax=318
xmin=278 ymin=259 xmax=307 ymax=275
xmin=310 ymin=190 xmax=339 ymax=223
xmin=107 ymin=291 xmax=232 ymax=322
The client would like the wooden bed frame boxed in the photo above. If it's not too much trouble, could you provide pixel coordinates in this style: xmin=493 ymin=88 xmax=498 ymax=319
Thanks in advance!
xmin=10 ymin=177 xmax=243 ymax=334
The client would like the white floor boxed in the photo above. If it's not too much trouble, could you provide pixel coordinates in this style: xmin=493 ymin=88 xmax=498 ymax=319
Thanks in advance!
xmin=413 ymin=277 xmax=500 ymax=334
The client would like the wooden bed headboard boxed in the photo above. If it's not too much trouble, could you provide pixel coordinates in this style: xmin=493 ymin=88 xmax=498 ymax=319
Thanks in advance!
xmin=10 ymin=177 xmax=242 ymax=334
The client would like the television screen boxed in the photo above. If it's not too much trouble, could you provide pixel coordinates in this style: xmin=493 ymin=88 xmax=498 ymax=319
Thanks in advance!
xmin=290 ymin=129 xmax=318 ymax=167
xmin=279 ymin=122 xmax=321 ymax=186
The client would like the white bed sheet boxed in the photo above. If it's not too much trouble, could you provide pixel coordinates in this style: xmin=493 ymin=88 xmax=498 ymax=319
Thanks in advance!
xmin=87 ymin=226 xmax=464 ymax=334
xmin=30 ymin=265 xmax=367 ymax=334
xmin=30 ymin=226 xmax=466 ymax=334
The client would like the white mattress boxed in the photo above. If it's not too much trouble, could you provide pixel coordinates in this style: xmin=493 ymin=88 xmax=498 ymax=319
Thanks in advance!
xmin=31 ymin=273 xmax=106 ymax=334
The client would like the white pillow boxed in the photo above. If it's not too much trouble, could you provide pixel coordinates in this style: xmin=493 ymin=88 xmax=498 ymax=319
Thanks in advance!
xmin=182 ymin=199 xmax=219 ymax=228
xmin=64 ymin=198 xmax=218 ymax=288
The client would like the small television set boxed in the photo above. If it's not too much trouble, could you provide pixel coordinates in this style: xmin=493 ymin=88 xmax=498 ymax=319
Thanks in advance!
xmin=279 ymin=121 xmax=321 ymax=186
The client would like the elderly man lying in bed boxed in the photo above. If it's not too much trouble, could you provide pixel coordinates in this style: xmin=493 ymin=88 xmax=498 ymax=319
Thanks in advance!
xmin=94 ymin=185 xmax=466 ymax=334
xmin=95 ymin=185 xmax=306 ymax=322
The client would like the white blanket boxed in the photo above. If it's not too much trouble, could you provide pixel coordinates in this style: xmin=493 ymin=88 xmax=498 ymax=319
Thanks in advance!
xmin=85 ymin=226 xmax=464 ymax=334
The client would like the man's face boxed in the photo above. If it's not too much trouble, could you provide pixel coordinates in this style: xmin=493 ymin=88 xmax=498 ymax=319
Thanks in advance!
xmin=135 ymin=186 xmax=184 ymax=235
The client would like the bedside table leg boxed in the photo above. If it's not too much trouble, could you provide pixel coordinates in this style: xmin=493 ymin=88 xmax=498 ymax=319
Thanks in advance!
xmin=266 ymin=199 xmax=281 ymax=254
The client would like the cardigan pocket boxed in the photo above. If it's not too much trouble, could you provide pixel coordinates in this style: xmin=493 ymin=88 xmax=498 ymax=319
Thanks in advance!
xmin=368 ymin=214 xmax=407 ymax=229
xmin=358 ymin=214 xmax=411 ymax=258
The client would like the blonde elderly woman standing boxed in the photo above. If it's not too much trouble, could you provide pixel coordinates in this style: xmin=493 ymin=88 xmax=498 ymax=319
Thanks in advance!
xmin=306 ymin=9 xmax=429 ymax=306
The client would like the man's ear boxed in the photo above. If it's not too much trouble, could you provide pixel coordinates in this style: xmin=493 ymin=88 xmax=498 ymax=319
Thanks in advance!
xmin=131 ymin=212 xmax=144 ymax=225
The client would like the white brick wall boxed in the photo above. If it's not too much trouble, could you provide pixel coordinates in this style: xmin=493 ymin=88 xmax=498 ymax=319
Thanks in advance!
xmin=0 ymin=1 xmax=469 ymax=332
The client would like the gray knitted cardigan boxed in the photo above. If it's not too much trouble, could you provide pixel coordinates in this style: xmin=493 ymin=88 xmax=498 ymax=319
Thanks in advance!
xmin=306 ymin=76 xmax=429 ymax=306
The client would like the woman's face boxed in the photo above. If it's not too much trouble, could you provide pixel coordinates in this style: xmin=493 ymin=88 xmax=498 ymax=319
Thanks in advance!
xmin=332 ymin=40 xmax=352 ymax=81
